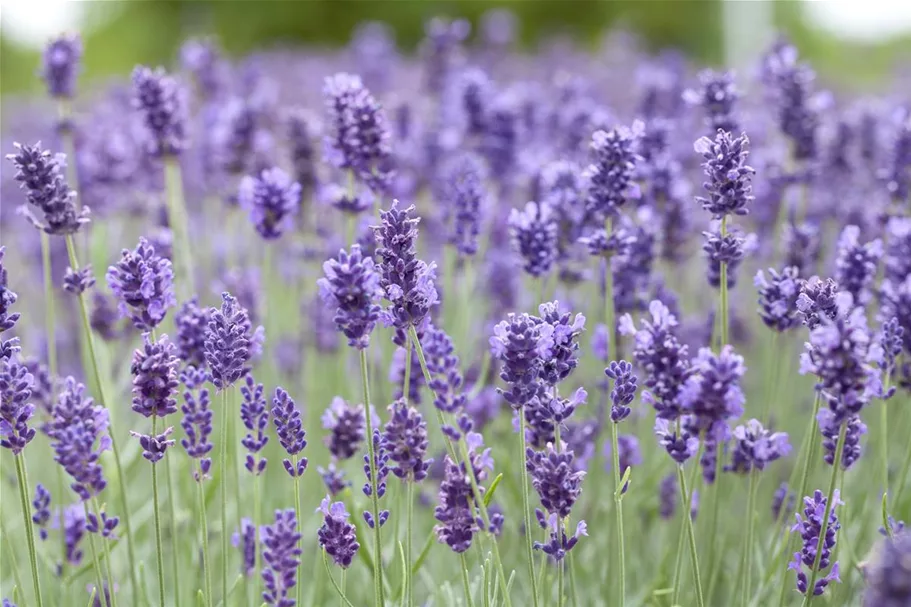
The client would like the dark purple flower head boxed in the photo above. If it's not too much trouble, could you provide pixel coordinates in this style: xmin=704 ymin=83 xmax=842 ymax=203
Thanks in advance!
xmin=318 ymin=463 xmax=350 ymax=496
xmin=755 ymin=267 xmax=801 ymax=332
xmin=603 ymin=434 xmax=642 ymax=493
xmin=180 ymin=366 xmax=213 ymax=480
xmin=321 ymin=397 xmax=366 ymax=460
xmin=361 ymin=428 xmax=390 ymax=529
xmin=509 ymin=201 xmax=557 ymax=278
xmin=683 ymin=69 xmax=739 ymax=134
xmin=212 ymin=97 xmax=259 ymax=176
xmin=7 ymin=142 xmax=88 ymax=235
xmin=659 ymin=472 xmax=677 ymax=519
xmin=317 ymin=496 xmax=360 ymax=569
xmin=783 ymin=222 xmax=821 ymax=278
xmin=240 ymin=374 xmax=269 ymax=475
xmin=130 ymin=332 xmax=179 ymax=418
xmin=433 ymin=432 xmax=491 ymax=553
xmin=654 ymin=418 xmax=700 ymax=464
xmin=261 ymin=508 xmax=302 ymax=607
xmin=0 ymin=357 xmax=37 ymax=454
xmin=584 ymin=125 xmax=641 ymax=221
xmin=32 ymin=483 xmax=51 ymax=540
xmin=422 ymin=324 xmax=467 ymax=414
xmin=702 ymin=228 xmax=748 ymax=289
xmin=285 ymin=108 xmax=317 ymax=195
xmin=318 ymin=244 xmax=382 ymax=350
xmin=271 ymin=388 xmax=307 ymax=478
xmin=522 ymin=388 xmax=587 ymax=448
xmin=238 ymin=167 xmax=301 ymax=240
xmin=22 ymin=357 xmax=53 ymax=418
xmin=772 ymin=482 xmax=796 ymax=522
xmin=131 ymin=66 xmax=188 ymax=156
xmin=130 ymin=426 xmax=175 ymax=464
xmin=319 ymin=182 xmax=373 ymax=215
xmin=534 ymin=511 xmax=587 ymax=561
xmin=789 ymin=489 xmax=842 ymax=596
xmin=526 ymin=444 xmax=585 ymax=518
xmin=481 ymin=91 xmax=520 ymax=179
xmin=453 ymin=68 xmax=491 ymax=137
xmin=0 ymin=247 xmax=19 ymax=336
xmin=490 ymin=313 xmax=554 ymax=409
xmin=63 ymin=266 xmax=95 ymax=295
xmin=90 ymin=292 xmax=122 ymax=342
xmin=680 ymin=345 xmax=746 ymax=434
xmin=41 ymin=33 xmax=82 ymax=99
xmin=232 ymin=517 xmax=256 ymax=577
xmin=175 ymin=297 xmax=210 ymax=368
xmin=883 ymin=114 xmax=911 ymax=204
xmin=875 ymin=317 xmax=905 ymax=379
xmin=538 ymin=301 xmax=585 ymax=386
xmin=694 ymin=130 xmax=754 ymax=219
xmin=440 ymin=153 xmax=485 ymax=257
xmin=605 ymin=360 xmax=638 ymax=423
xmin=180 ymin=38 xmax=227 ymax=100
xmin=579 ymin=225 xmax=636 ymax=259
xmin=106 ymin=237 xmax=176 ymax=331
xmin=372 ymin=202 xmax=438 ymax=330
xmin=204 ymin=292 xmax=256 ymax=391
xmin=619 ymin=300 xmax=692 ymax=420
xmin=727 ymin=419 xmax=791 ymax=473
xmin=796 ymin=277 xmax=841 ymax=330
xmin=420 ymin=17 xmax=469 ymax=92
xmin=864 ymin=530 xmax=911 ymax=606
xmin=819 ymin=412 xmax=866 ymax=470
xmin=834 ymin=225 xmax=882 ymax=306
xmin=382 ymin=399 xmax=432 ymax=482
xmin=322 ymin=72 xmax=393 ymax=193
xmin=764 ymin=43 xmax=822 ymax=162
xmin=49 ymin=377 xmax=111 ymax=500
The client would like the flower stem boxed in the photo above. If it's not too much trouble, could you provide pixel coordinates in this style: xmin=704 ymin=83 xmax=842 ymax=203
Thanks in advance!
xmin=151 ymin=416 xmax=166 ymax=607
xmin=608 ymin=419 xmax=627 ymax=606
xmin=801 ymin=425 xmax=846 ymax=607
xmin=519 ymin=411 xmax=540 ymax=607
xmin=360 ymin=348 xmax=386 ymax=607
xmin=568 ymin=550 xmax=579 ymax=607
xmin=219 ymin=390 xmax=229 ymax=605
xmin=678 ymin=465 xmax=705 ymax=607
xmin=672 ymin=443 xmax=702 ymax=605
xmin=65 ymin=234 xmax=140 ymax=599
xmin=323 ymin=551 xmax=356 ymax=607
xmin=254 ymin=472 xmax=262 ymax=600
xmin=92 ymin=496 xmax=118 ymax=607
xmin=406 ymin=479 xmax=414 ymax=607
xmin=881 ymin=377 xmax=891 ymax=504
xmin=165 ymin=449 xmax=181 ymax=607
xmin=15 ymin=455 xmax=43 ymax=607
xmin=741 ymin=470 xmax=759 ymax=606
xmin=164 ymin=155 xmax=194 ymax=301
xmin=82 ymin=500 xmax=106 ymax=606
xmin=720 ymin=216 xmax=729 ymax=348
xmin=459 ymin=552 xmax=475 ymax=607
xmin=403 ymin=330 xmax=412 ymax=408
xmin=196 ymin=470 xmax=213 ymax=607
xmin=40 ymin=233 xmax=57 ymax=377
xmin=292 ymin=456 xmax=303 ymax=607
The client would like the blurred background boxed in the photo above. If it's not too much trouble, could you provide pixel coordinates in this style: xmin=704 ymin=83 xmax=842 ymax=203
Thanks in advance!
xmin=2 ymin=0 xmax=911 ymax=98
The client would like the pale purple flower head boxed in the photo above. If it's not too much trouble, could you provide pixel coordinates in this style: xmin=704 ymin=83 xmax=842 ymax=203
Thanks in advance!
xmin=180 ymin=367 xmax=213 ymax=481
xmin=683 ymin=69 xmax=739 ymax=134
xmin=0 ymin=357 xmax=37 ymax=454
xmin=322 ymin=397 xmax=367 ymax=460
xmin=727 ymin=419 xmax=791 ymax=473
xmin=864 ymin=530 xmax=911 ymax=606
xmin=538 ymin=301 xmax=585 ymax=386
xmin=130 ymin=332 xmax=179 ymax=418
xmin=240 ymin=374 xmax=269 ymax=475
xmin=32 ymin=484 xmax=52 ymax=540
xmin=318 ymin=245 xmax=382 ymax=350
xmin=238 ymin=167 xmax=301 ymax=240
xmin=796 ymin=276 xmax=841 ymax=330
xmin=271 ymin=388 xmax=308 ymax=478
xmin=382 ymin=399 xmax=431 ymax=481
xmin=63 ymin=266 xmax=95 ymax=295
xmin=204 ymin=292 xmax=256 ymax=391
xmin=755 ymin=267 xmax=801 ymax=332
xmin=49 ymin=378 xmax=111 ymax=500
xmin=789 ymin=489 xmax=842 ymax=596
xmin=41 ymin=33 xmax=82 ymax=99
xmin=423 ymin=324 xmax=467 ymax=414
xmin=509 ymin=201 xmax=558 ymax=278
xmin=106 ymin=237 xmax=176 ymax=331
xmin=834 ymin=225 xmax=883 ymax=306
xmin=694 ymin=130 xmax=754 ymax=218
xmin=175 ymin=297 xmax=210 ymax=368
xmin=7 ymin=142 xmax=88 ymax=235
xmin=261 ymin=509 xmax=302 ymax=607
xmin=654 ymin=418 xmax=700 ymax=464
xmin=605 ymin=360 xmax=638 ymax=423
xmin=131 ymin=66 xmax=188 ymax=156
xmin=490 ymin=313 xmax=555 ymax=409
xmin=440 ymin=152 xmax=485 ymax=257
xmin=317 ymin=496 xmax=360 ymax=569
xmin=584 ymin=125 xmax=642 ymax=221
xmin=526 ymin=444 xmax=585 ymax=518
xmin=680 ymin=345 xmax=746 ymax=435
xmin=232 ymin=518 xmax=256 ymax=577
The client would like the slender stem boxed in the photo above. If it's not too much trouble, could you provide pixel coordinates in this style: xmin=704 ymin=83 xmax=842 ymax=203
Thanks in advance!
xmin=292 ymin=458 xmax=303 ymax=607
xmin=760 ymin=332 xmax=779 ymax=425
xmin=219 ymin=390 xmax=229 ymax=605
xmin=568 ymin=550 xmax=579 ymax=607
xmin=323 ymin=551 xmax=356 ymax=607
xmin=341 ymin=568 xmax=347 ymax=607
xmin=519 ymin=411 xmax=540 ymax=607
xmin=678 ymin=465 xmax=706 ymax=607
xmin=196 ymin=472 xmax=213 ymax=607
xmin=151 ymin=416 xmax=166 ymax=607
xmin=82 ymin=500 xmax=106 ymax=606
xmin=15 ymin=455 xmax=43 ymax=607
xmin=164 ymin=449 xmax=181 ymax=607
xmin=406 ymin=479 xmax=414 ymax=607
xmin=741 ymin=471 xmax=759 ymax=606
xmin=65 ymin=235 xmax=139 ymax=597
xmin=881 ymin=377 xmax=891 ymax=504
xmin=254 ymin=472 xmax=262 ymax=600
xmin=558 ymin=556 xmax=565 ymax=607
xmin=359 ymin=348 xmax=386 ymax=607
xmin=40 ymin=233 xmax=58 ymax=376
xmin=672 ymin=443 xmax=702 ymax=605
xmin=459 ymin=552 xmax=475 ymax=607
xmin=164 ymin=155 xmax=194 ymax=301
xmin=403 ymin=331 xmax=412 ymax=408
xmin=896 ymin=423 xmax=911 ymax=504
xmin=720 ymin=216 xmax=729 ymax=348
xmin=671 ymin=504 xmax=688 ymax=605
xmin=93 ymin=496 xmax=118 ymax=607
xmin=609 ymin=420 xmax=626 ymax=607
xmin=0 ymin=510 xmax=25 ymax=601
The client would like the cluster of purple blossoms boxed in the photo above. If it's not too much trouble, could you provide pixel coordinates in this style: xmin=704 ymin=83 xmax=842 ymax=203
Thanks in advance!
xmin=362 ymin=429 xmax=390 ymax=529
xmin=789 ymin=490 xmax=842 ymax=596
xmin=32 ymin=484 xmax=52 ymax=540
xmin=523 ymin=388 xmax=587 ymax=448
xmin=420 ymin=17 xmax=469 ymax=92
xmin=90 ymin=292 xmax=122 ymax=342
xmin=772 ymin=482 xmax=796 ymax=522
xmin=63 ymin=266 xmax=95 ymax=295
xmin=451 ymin=67 xmax=491 ymax=137
xmin=373 ymin=202 xmax=438 ymax=330
xmin=490 ymin=313 xmax=554 ymax=409
xmin=175 ymin=297 xmax=210 ymax=368
xmin=726 ymin=419 xmax=791 ymax=473
xmin=509 ymin=201 xmax=558 ymax=278
xmin=271 ymin=388 xmax=308 ymax=478
xmin=318 ymin=244 xmax=382 ymax=350
xmin=834 ymin=225 xmax=883 ymax=306
xmin=434 ymin=432 xmax=491 ymax=553
xmin=318 ymin=462 xmax=350 ymax=496
xmin=317 ymin=496 xmax=360 ymax=569
xmin=131 ymin=66 xmax=188 ymax=156
xmin=796 ymin=276 xmax=840 ymax=330
xmin=131 ymin=333 xmax=180 ymax=419
xmin=62 ymin=504 xmax=86 ymax=565
xmin=440 ymin=153 xmax=485 ymax=257
xmin=654 ymin=418 xmax=700 ymax=464
xmin=204 ymin=292 xmax=258 ymax=391
xmin=875 ymin=317 xmax=905 ymax=387
xmin=754 ymin=267 xmax=801 ymax=332
xmin=703 ymin=228 xmax=748 ymax=290
xmin=180 ymin=366 xmax=213 ymax=480
xmin=538 ymin=301 xmax=585 ymax=387
xmin=603 ymin=435 xmax=641 ymax=493
xmin=764 ymin=42 xmax=822 ymax=162
xmin=261 ymin=509 xmax=302 ymax=607
xmin=694 ymin=130 xmax=754 ymax=219
xmin=130 ymin=426 xmax=176 ymax=464
xmin=605 ymin=360 xmax=638 ymax=423
xmin=238 ymin=167 xmax=301 ymax=240
xmin=527 ymin=444 xmax=587 ymax=559
xmin=107 ymin=237 xmax=176 ymax=331
xmin=684 ymin=69 xmax=739 ymax=134
xmin=322 ymin=397 xmax=367 ymax=460
xmin=49 ymin=378 xmax=111 ymax=500
xmin=882 ymin=115 xmax=911 ymax=203
xmin=422 ymin=324 xmax=468 ymax=417
xmin=7 ymin=142 xmax=89 ymax=235
xmin=0 ymin=247 xmax=19 ymax=360
xmin=584 ymin=125 xmax=641 ymax=221
xmin=0 ymin=358 xmax=37 ymax=454
xmin=285 ymin=109 xmax=317 ymax=197
xmin=240 ymin=374 xmax=269 ymax=475
xmin=820 ymin=413 xmax=867 ymax=470
xmin=783 ymin=222 xmax=821 ymax=278
xmin=864 ymin=531 xmax=911 ymax=606
xmin=233 ymin=518 xmax=256 ymax=577
xmin=41 ymin=33 xmax=82 ymax=99
xmin=180 ymin=38 xmax=227 ymax=100
xmin=86 ymin=510 xmax=119 ymax=538
xmin=481 ymin=91 xmax=520 ymax=179
xmin=382 ymin=399 xmax=432 ymax=481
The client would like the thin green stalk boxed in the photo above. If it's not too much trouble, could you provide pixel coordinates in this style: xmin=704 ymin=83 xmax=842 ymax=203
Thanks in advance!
xmin=609 ymin=420 xmax=626 ymax=607
xmin=760 ymin=332 xmax=780 ymax=424
xmin=151 ymin=416 xmax=167 ymax=607
xmin=720 ymin=216 xmax=729 ymax=348
xmin=359 ymin=348 xmax=386 ymax=607
xmin=741 ymin=471 xmax=759 ymax=606
xmin=568 ymin=551 xmax=579 ymax=607
xmin=678 ymin=465 xmax=706 ymax=607
xmin=82 ymin=500 xmax=106 ymax=607
xmin=554 ymin=421 xmax=565 ymax=607
xmin=406 ymin=480 xmax=414 ymax=607
xmin=1 ymin=508 xmax=26 ymax=598
xmin=165 ymin=451 xmax=181 ymax=607
xmin=801 ymin=425 xmax=847 ymax=607
xmin=293 ymin=457 xmax=303 ymax=607
xmin=164 ymin=155 xmax=194 ymax=301
xmin=558 ymin=558 xmax=564 ymax=607
xmin=15 ymin=455 xmax=43 ymax=607
xmin=673 ymin=435 xmax=704 ymax=605
xmin=323 ymin=551 xmax=356 ymax=607
xmin=604 ymin=217 xmax=616 ymax=362
xmin=459 ymin=552 xmax=475 ymax=607
xmin=65 ymin=235 xmax=139 ymax=598
xmin=403 ymin=331 xmax=412 ymax=408
xmin=40 ymin=233 xmax=58 ymax=376
xmin=671 ymin=507 xmax=687 ymax=605
xmin=254 ymin=472 xmax=263 ymax=601
xmin=341 ymin=568 xmax=347 ymax=607
xmin=93 ymin=497 xmax=118 ymax=607
xmin=196 ymin=470 xmax=213 ymax=607
xmin=519 ymin=411 xmax=540 ymax=607
xmin=881 ymin=375 xmax=892 ymax=505
xmin=219 ymin=390 xmax=229 ymax=605
xmin=896 ymin=430 xmax=911 ymax=504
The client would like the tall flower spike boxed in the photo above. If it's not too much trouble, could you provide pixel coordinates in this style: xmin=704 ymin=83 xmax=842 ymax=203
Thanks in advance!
xmin=240 ymin=374 xmax=269 ymax=475
xmin=238 ymin=167 xmax=301 ymax=240
xmin=441 ymin=152 xmax=485 ymax=257
xmin=106 ymin=237 xmax=176 ymax=331
xmin=129 ymin=426 xmax=175 ymax=463
xmin=175 ymin=297 xmax=210 ymax=368
xmin=754 ymin=267 xmax=801 ymax=332
xmin=490 ymin=313 xmax=554 ymax=409
xmin=703 ymin=228 xmax=749 ymax=289
xmin=318 ymin=244 xmax=382 ymax=350
xmin=0 ymin=358 xmax=37 ymax=454
xmin=271 ymin=388 xmax=307 ymax=478
xmin=204 ymin=292 xmax=256 ymax=391
xmin=584 ymin=125 xmax=641 ymax=221
xmin=796 ymin=276 xmax=840 ymax=330
xmin=41 ymin=33 xmax=82 ymax=99
xmin=7 ymin=142 xmax=88 ymax=235
xmin=527 ymin=444 xmax=585 ymax=518
xmin=232 ymin=518 xmax=256 ymax=577
xmin=539 ymin=301 xmax=586 ymax=386
xmin=180 ymin=367 xmax=213 ymax=480
xmin=863 ymin=531 xmax=911 ymax=606
xmin=694 ymin=130 xmax=754 ymax=219
xmin=422 ymin=324 xmax=467 ymax=414
xmin=130 ymin=332 xmax=180 ymax=418
xmin=789 ymin=490 xmax=842 ymax=596
xmin=382 ymin=399 xmax=432 ymax=481
xmin=361 ymin=429 xmax=390 ymax=529
xmin=679 ymin=345 xmax=746 ymax=435
xmin=131 ymin=66 xmax=188 ymax=156
xmin=322 ymin=397 xmax=367 ymax=460
xmin=0 ymin=247 xmax=20 ymax=359
xmin=654 ymin=418 xmax=699 ymax=464
xmin=49 ymin=377 xmax=111 ymax=500
xmin=317 ymin=496 xmax=360 ymax=568
xmin=726 ymin=419 xmax=791 ymax=473
xmin=261 ymin=509 xmax=302 ymax=607
xmin=372 ymin=202 xmax=438 ymax=330
xmin=63 ymin=266 xmax=95 ymax=295
xmin=819 ymin=412 xmax=866 ymax=470
xmin=683 ymin=69 xmax=739 ymax=134
xmin=605 ymin=360 xmax=638 ymax=423
xmin=434 ymin=432 xmax=491 ymax=553
xmin=509 ymin=200 xmax=558 ymax=278
xmin=764 ymin=42 xmax=821 ymax=162
xmin=834 ymin=225 xmax=883 ymax=307
xmin=883 ymin=114 xmax=911 ymax=204
xmin=32 ymin=484 xmax=51 ymax=540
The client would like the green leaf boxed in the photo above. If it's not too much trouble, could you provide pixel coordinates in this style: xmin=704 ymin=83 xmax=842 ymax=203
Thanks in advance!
xmin=882 ymin=492 xmax=893 ymax=538
xmin=616 ymin=466 xmax=632 ymax=500
xmin=412 ymin=530 xmax=435 ymax=576
xmin=197 ymin=589 xmax=206 ymax=607
xmin=398 ymin=540 xmax=408 ymax=602
xmin=86 ymin=587 xmax=97 ymax=607
xmin=652 ymin=588 xmax=674 ymax=596
xmin=323 ymin=550 xmax=356 ymax=607
xmin=483 ymin=473 xmax=504 ymax=507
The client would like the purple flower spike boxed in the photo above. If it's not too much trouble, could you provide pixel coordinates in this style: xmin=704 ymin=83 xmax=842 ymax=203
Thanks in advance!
xmin=130 ymin=426 xmax=175 ymax=463
xmin=819 ymin=412 xmax=866 ymax=470
xmin=0 ymin=358 xmax=37 ymax=454
xmin=490 ymin=313 xmax=555 ymax=409
xmin=684 ymin=69 xmax=739 ymax=134
xmin=539 ymin=301 xmax=586 ymax=386
xmin=32 ymin=483 xmax=51 ymax=540
xmin=106 ymin=237 xmax=176 ymax=331
xmin=433 ymin=434 xmax=492 ymax=554
xmin=680 ymin=345 xmax=746 ymax=435
xmin=318 ymin=245 xmax=382 ymax=350
xmin=362 ymin=430 xmax=389 ymax=511
xmin=605 ymin=360 xmax=638 ymax=423
xmin=238 ymin=167 xmax=301 ymax=240
xmin=834 ymin=225 xmax=882 ymax=307
xmin=322 ymin=397 xmax=367 ymax=460
xmin=441 ymin=153 xmax=485 ymax=257
xmin=694 ymin=130 xmax=754 ymax=219
xmin=382 ymin=399 xmax=432 ymax=482
xmin=772 ymin=482 xmax=796 ymax=522
xmin=204 ymin=292 xmax=257 ymax=391
xmin=0 ymin=247 xmax=20 ymax=359
xmin=422 ymin=324 xmax=467 ymax=414
xmin=180 ymin=367 xmax=213 ymax=480
xmin=526 ymin=444 xmax=585 ymax=518
xmin=654 ymin=418 xmax=699 ymax=464
xmin=41 ymin=33 xmax=82 ymax=99
xmin=272 ymin=388 xmax=307 ymax=478
xmin=240 ymin=374 xmax=269 ymax=475
xmin=7 ymin=142 xmax=88 ymax=236
xmin=49 ymin=378 xmax=111 ymax=500
xmin=131 ymin=66 xmax=188 ymax=156
xmin=509 ymin=201 xmax=558 ymax=278
xmin=232 ymin=517 xmax=257 ymax=577
xmin=796 ymin=277 xmax=840 ymax=330
xmin=130 ymin=332 xmax=179 ymax=418
xmin=317 ymin=496 xmax=360 ymax=569
xmin=318 ymin=463 xmax=350 ymax=496
xmin=533 ymin=512 xmax=587 ymax=561
xmin=261 ymin=509 xmax=302 ymax=607
xmin=727 ymin=419 xmax=791 ymax=473
xmin=85 ymin=510 xmax=119 ymax=538
xmin=585 ymin=125 xmax=641 ymax=221
xmin=63 ymin=266 xmax=95 ymax=295
xmin=755 ymin=267 xmax=801 ymax=332
xmin=789 ymin=489 xmax=842 ymax=596
xmin=175 ymin=298 xmax=210 ymax=368
xmin=864 ymin=531 xmax=911 ymax=605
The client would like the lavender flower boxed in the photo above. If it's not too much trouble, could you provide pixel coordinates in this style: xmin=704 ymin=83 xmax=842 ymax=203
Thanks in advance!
xmin=317 ymin=496 xmax=360 ymax=568
xmin=271 ymin=388 xmax=307 ymax=478
xmin=726 ymin=419 xmax=791 ymax=473
xmin=49 ymin=378 xmax=111 ymax=500
xmin=130 ymin=427 xmax=175 ymax=463
xmin=62 ymin=504 xmax=86 ymax=565
xmin=238 ymin=167 xmax=301 ymax=240
xmin=0 ymin=358 xmax=37 ymax=454
xmin=382 ymin=399 xmax=432 ymax=481
xmin=285 ymin=109 xmax=317 ymax=196
xmin=90 ymin=292 xmax=122 ymax=342
xmin=240 ymin=374 xmax=269 ymax=475
xmin=318 ymin=245 xmax=382 ymax=350
xmin=180 ymin=366 xmax=213 ymax=480
xmin=772 ymin=482 xmax=796 ymax=521
xmin=659 ymin=472 xmax=677 ymax=519
xmin=180 ymin=38 xmax=226 ymax=99
xmin=41 ymin=33 xmax=82 ymax=98
xmin=106 ymin=237 xmax=176 ymax=331
xmin=434 ymin=432 xmax=491 ymax=552
xmin=63 ymin=266 xmax=95 ymax=295
xmin=85 ymin=510 xmax=119 ymax=538
xmin=526 ymin=444 xmax=585 ymax=518
xmin=261 ymin=509 xmax=302 ymax=606
xmin=755 ymin=267 xmax=801 ymax=332
xmin=233 ymin=518 xmax=256 ymax=577
xmin=783 ymin=223 xmax=821 ymax=278
xmin=819 ymin=413 xmax=866 ymax=470
xmin=130 ymin=333 xmax=179 ymax=418
xmin=131 ymin=66 xmax=188 ymax=156
xmin=452 ymin=68 xmax=491 ymax=136
xmin=684 ymin=70 xmax=739 ymax=134
xmin=883 ymin=115 xmax=911 ymax=204
xmin=175 ymin=298 xmax=210 ymax=368
xmin=534 ymin=511 xmax=588 ymax=561
xmin=875 ymin=317 xmax=904 ymax=384
xmin=318 ymin=463 xmax=350 ymax=496
xmin=322 ymin=397 xmax=366 ymax=460
xmin=585 ymin=126 xmax=641 ymax=221
xmin=605 ymin=360 xmax=638 ymax=423
xmin=679 ymin=345 xmax=746 ymax=434
xmin=796 ymin=277 xmax=840 ymax=330
xmin=362 ymin=429 xmax=390 ymax=529
xmin=481 ymin=92 xmax=520 ymax=179
xmin=864 ymin=531 xmax=911 ymax=606
xmin=204 ymin=292 xmax=256 ymax=391
xmin=0 ymin=247 xmax=19 ymax=359
xmin=655 ymin=418 xmax=700 ymax=463
xmin=834 ymin=225 xmax=882 ymax=306
xmin=694 ymin=130 xmax=754 ymax=218
xmin=509 ymin=201 xmax=558 ymax=278
xmin=539 ymin=301 xmax=586 ymax=386
xmin=32 ymin=483 xmax=51 ymax=540
xmin=765 ymin=43 xmax=821 ymax=161
xmin=390 ymin=344 xmax=424 ymax=404
xmin=422 ymin=325 xmax=467 ymax=414
xmin=490 ymin=313 xmax=554 ymax=409
xmin=441 ymin=153 xmax=485 ymax=257
xmin=789 ymin=490 xmax=842 ymax=596
xmin=7 ymin=142 xmax=88 ymax=235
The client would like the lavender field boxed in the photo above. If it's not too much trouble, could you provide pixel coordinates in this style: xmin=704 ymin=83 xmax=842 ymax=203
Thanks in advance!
xmin=1 ymin=13 xmax=910 ymax=607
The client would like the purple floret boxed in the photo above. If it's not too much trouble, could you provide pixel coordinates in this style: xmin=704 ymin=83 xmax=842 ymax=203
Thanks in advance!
xmin=41 ymin=33 xmax=82 ymax=99
xmin=318 ymin=244 xmax=382 ymax=350
xmin=7 ymin=142 xmax=88 ymax=236
xmin=106 ymin=237 xmax=176 ymax=331
xmin=261 ymin=509 xmax=302 ymax=607
xmin=272 ymin=388 xmax=307 ymax=478
xmin=49 ymin=378 xmax=111 ymax=500
xmin=238 ymin=167 xmax=301 ymax=240
xmin=317 ymin=496 xmax=360 ymax=569
xmin=130 ymin=332 xmax=179 ymax=419
xmin=788 ymin=489 xmax=842 ymax=596
xmin=382 ymin=399 xmax=432 ymax=482
xmin=131 ymin=65 xmax=188 ymax=156
xmin=240 ymin=374 xmax=269 ymax=475
xmin=0 ymin=357 xmax=37 ymax=454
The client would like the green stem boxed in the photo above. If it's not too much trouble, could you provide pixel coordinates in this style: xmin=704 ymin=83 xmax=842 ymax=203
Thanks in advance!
xmin=65 ymin=235 xmax=139 ymax=598
xmin=881 ymin=376 xmax=891 ymax=505
xmin=406 ymin=480 xmax=414 ymax=607
xmin=323 ymin=551 xmax=356 ymax=607
xmin=151 ymin=416 xmax=166 ymax=607
xmin=254 ymin=472 xmax=262 ymax=601
xmin=568 ymin=550 xmax=579 ymax=607
xmin=558 ymin=557 xmax=564 ymax=607
xmin=604 ymin=218 xmax=616 ymax=362
xmin=293 ymin=458 xmax=303 ymax=607
xmin=165 ymin=449 xmax=181 ymax=607
xmin=760 ymin=332 xmax=780 ymax=424
xmin=40 ymin=233 xmax=58 ymax=377
xmin=93 ymin=497 xmax=118 ymax=607
xmin=15 ymin=455 xmax=43 ymax=607
xmin=164 ymin=155 xmax=194 ymax=301
xmin=671 ymin=504 xmax=688 ymax=605
xmin=196 ymin=471 xmax=213 ymax=607
xmin=673 ymin=434 xmax=704 ymax=605
xmin=219 ymin=390 xmax=229 ymax=605
xmin=82 ymin=500 xmax=106 ymax=606
xmin=359 ymin=348 xmax=386 ymax=607
xmin=896 ymin=424 xmax=911 ymax=504
xmin=403 ymin=331 xmax=412 ymax=408
xmin=801 ymin=425 xmax=846 ymax=607
xmin=1 ymin=511 xmax=26 ymax=603
xmin=341 ymin=568 xmax=346 ymax=607
xmin=719 ymin=216 xmax=729 ymax=348
xmin=519 ymin=411 xmax=540 ymax=607
xmin=609 ymin=420 xmax=626 ymax=607
xmin=678 ymin=465 xmax=705 ymax=607
xmin=741 ymin=471 xmax=759 ymax=606
xmin=459 ymin=552 xmax=475 ymax=607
